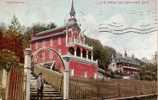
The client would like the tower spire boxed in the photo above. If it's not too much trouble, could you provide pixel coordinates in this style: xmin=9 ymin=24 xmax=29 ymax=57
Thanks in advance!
xmin=70 ymin=0 xmax=76 ymax=17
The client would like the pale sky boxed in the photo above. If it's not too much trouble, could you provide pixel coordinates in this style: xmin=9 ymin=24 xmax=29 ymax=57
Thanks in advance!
xmin=0 ymin=0 xmax=157 ymax=59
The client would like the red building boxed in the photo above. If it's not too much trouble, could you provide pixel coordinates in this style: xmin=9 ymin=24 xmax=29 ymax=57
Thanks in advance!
xmin=31 ymin=0 xmax=98 ymax=79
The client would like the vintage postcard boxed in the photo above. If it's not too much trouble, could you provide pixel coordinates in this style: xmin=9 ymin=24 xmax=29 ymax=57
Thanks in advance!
xmin=0 ymin=0 xmax=157 ymax=100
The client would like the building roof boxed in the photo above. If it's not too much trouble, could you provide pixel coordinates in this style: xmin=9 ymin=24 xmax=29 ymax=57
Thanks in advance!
xmin=35 ymin=26 xmax=66 ymax=37
xmin=113 ymin=53 xmax=142 ymax=66
xmin=32 ymin=31 xmax=65 ymax=42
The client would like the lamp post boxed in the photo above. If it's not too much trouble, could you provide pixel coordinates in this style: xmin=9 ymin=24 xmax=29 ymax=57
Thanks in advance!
xmin=63 ymin=56 xmax=70 ymax=100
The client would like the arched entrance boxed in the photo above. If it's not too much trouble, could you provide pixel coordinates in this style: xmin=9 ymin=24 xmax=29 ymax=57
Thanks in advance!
xmin=76 ymin=47 xmax=81 ymax=57
xmin=33 ymin=47 xmax=65 ymax=72
xmin=69 ymin=47 xmax=75 ymax=55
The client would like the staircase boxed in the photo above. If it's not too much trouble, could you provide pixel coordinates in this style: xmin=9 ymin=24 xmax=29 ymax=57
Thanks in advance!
xmin=30 ymin=74 xmax=63 ymax=100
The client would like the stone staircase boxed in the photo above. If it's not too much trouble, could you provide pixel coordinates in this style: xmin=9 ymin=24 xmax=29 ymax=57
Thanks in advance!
xmin=30 ymin=74 xmax=63 ymax=100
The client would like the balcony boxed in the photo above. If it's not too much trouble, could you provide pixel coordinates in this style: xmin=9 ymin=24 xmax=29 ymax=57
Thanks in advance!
xmin=62 ymin=53 xmax=98 ymax=65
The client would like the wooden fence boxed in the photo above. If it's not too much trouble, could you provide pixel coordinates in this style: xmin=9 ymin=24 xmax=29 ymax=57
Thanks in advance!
xmin=6 ymin=66 xmax=24 ymax=100
xmin=69 ymin=77 xmax=157 ymax=99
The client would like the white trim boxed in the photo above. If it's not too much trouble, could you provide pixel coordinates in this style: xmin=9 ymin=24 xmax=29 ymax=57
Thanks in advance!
xmin=122 ymin=66 xmax=140 ymax=70
xmin=68 ymin=41 xmax=93 ymax=50
xmin=86 ymin=50 xmax=88 ymax=60
xmin=62 ymin=54 xmax=98 ymax=65
xmin=91 ymin=51 xmax=93 ymax=61
xmin=66 ymin=29 xmax=68 ymax=46
xmin=71 ymin=69 xmax=74 ymax=76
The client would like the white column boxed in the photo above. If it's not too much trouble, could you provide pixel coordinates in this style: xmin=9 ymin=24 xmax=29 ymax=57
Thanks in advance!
xmin=86 ymin=50 xmax=88 ymax=59
xmin=91 ymin=51 xmax=93 ymax=61
xmin=2 ymin=69 xmax=7 ymax=89
xmin=66 ymin=27 xmax=68 ymax=46
xmin=63 ymin=60 xmax=70 ymax=100
xmin=80 ymin=48 xmax=83 ymax=59
xmin=74 ymin=48 xmax=77 ymax=56
xmin=24 ymin=48 xmax=32 ymax=100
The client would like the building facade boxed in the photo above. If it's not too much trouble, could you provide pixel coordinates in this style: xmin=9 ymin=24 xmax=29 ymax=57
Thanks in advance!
xmin=108 ymin=51 xmax=141 ymax=79
xmin=31 ymin=0 xmax=98 ymax=79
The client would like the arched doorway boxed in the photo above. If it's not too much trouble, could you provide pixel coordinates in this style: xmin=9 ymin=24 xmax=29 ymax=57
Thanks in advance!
xmin=82 ymin=49 xmax=86 ymax=58
xmin=33 ymin=48 xmax=65 ymax=72
xmin=76 ymin=47 xmax=81 ymax=57
xmin=69 ymin=47 xmax=74 ymax=55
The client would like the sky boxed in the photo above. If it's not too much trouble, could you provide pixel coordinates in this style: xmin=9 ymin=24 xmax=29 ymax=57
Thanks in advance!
xmin=0 ymin=0 xmax=157 ymax=59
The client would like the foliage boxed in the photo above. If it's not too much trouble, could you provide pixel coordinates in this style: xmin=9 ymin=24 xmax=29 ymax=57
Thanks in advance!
xmin=0 ymin=33 xmax=24 ymax=62
xmin=0 ymin=49 xmax=18 ymax=71
xmin=23 ymin=22 xmax=57 ymax=47
xmin=85 ymin=36 xmax=116 ymax=69
xmin=0 ymin=16 xmax=24 ymax=64
xmin=7 ymin=15 xmax=24 ymax=37
xmin=139 ymin=63 xmax=157 ymax=81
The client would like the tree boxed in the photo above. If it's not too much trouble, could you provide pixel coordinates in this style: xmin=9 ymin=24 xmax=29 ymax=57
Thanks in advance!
xmin=23 ymin=22 xmax=57 ymax=47
xmin=27 ymin=22 xmax=57 ymax=35
xmin=85 ymin=36 xmax=116 ymax=69
xmin=0 ymin=16 xmax=24 ymax=62
xmin=0 ymin=49 xmax=18 ymax=71
xmin=139 ymin=63 xmax=157 ymax=81
xmin=7 ymin=15 xmax=24 ymax=37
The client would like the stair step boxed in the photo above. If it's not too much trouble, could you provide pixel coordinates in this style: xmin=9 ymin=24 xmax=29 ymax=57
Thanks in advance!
xmin=30 ymin=96 xmax=63 ymax=100
xmin=30 ymin=73 xmax=63 ymax=100
xmin=31 ymin=93 xmax=61 ymax=96
xmin=31 ymin=90 xmax=60 ymax=93
xmin=31 ymin=95 xmax=61 ymax=98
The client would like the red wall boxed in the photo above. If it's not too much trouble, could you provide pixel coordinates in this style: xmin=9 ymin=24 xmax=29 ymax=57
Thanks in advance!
xmin=69 ymin=59 xmax=97 ymax=78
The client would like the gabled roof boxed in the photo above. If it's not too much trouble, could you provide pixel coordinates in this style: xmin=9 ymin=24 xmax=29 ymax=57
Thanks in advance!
xmin=35 ymin=26 xmax=66 ymax=37
xmin=32 ymin=31 xmax=65 ymax=42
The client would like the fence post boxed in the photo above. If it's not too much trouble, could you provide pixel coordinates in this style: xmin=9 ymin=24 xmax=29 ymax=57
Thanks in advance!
xmin=24 ymin=48 xmax=32 ymax=100
xmin=2 ymin=69 xmax=7 ymax=89
xmin=63 ymin=59 xmax=70 ymax=100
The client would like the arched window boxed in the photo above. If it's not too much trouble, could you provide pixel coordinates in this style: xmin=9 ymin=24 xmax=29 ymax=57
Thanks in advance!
xmin=82 ymin=49 xmax=86 ymax=58
xmin=88 ymin=51 xmax=91 ymax=59
xmin=76 ymin=47 xmax=81 ymax=57
xmin=69 ymin=47 xmax=74 ymax=55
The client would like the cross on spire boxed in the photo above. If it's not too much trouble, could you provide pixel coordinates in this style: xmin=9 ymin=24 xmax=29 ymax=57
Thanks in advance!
xmin=70 ymin=0 xmax=76 ymax=17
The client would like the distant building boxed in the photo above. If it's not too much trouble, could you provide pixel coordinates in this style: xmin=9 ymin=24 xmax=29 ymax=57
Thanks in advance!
xmin=31 ymin=0 xmax=99 ymax=79
xmin=108 ymin=51 xmax=141 ymax=79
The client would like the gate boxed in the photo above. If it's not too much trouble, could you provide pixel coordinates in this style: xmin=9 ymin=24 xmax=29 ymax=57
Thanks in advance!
xmin=6 ymin=66 xmax=24 ymax=100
